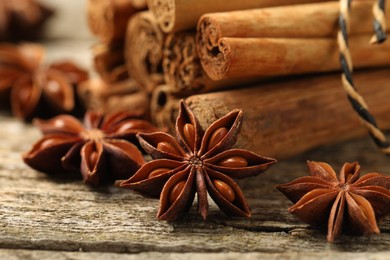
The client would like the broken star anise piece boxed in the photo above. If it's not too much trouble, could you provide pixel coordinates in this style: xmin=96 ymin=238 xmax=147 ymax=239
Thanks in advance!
xmin=119 ymin=100 xmax=276 ymax=221
xmin=277 ymin=161 xmax=390 ymax=242
xmin=0 ymin=43 xmax=88 ymax=121
xmin=23 ymin=110 xmax=158 ymax=185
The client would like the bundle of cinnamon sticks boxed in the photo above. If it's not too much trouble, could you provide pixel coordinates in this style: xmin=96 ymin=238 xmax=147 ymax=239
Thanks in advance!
xmin=83 ymin=0 xmax=390 ymax=159
xmin=82 ymin=0 xmax=149 ymax=116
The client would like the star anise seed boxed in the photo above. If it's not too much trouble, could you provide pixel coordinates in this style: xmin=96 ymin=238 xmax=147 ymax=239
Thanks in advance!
xmin=276 ymin=161 xmax=390 ymax=242
xmin=23 ymin=110 xmax=158 ymax=185
xmin=119 ymin=100 xmax=276 ymax=220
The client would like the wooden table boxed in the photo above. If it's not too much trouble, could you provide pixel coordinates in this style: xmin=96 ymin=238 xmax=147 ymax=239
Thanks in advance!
xmin=0 ymin=114 xmax=389 ymax=259
xmin=0 ymin=0 xmax=389 ymax=258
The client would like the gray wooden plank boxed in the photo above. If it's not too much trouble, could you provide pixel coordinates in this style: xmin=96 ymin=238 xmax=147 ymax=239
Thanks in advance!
xmin=0 ymin=115 xmax=389 ymax=256
xmin=0 ymin=249 xmax=389 ymax=260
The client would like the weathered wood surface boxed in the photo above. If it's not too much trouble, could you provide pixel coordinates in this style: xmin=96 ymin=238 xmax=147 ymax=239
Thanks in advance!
xmin=1 ymin=250 xmax=390 ymax=260
xmin=0 ymin=250 xmax=390 ymax=260
xmin=0 ymin=0 xmax=389 ymax=258
xmin=0 ymin=114 xmax=389 ymax=259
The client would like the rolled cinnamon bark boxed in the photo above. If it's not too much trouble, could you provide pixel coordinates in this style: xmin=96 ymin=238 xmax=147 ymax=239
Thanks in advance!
xmin=198 ymin=35 xmax=390 ymax=81
xmin=163 ymin=32 xmax=200 ymax=92
xmin=197 ymin=1 xmax=390 ymax=40
xmin=77 ymin=78 xmax=107 ymax=110
xmin=147 ymin=0 xmax=327 ymax=33
xmin=157 ymin=69 xmax=390 ymax=159
xmin=163 ymin=32 xmax=255 ymax=95
xmin=150 ymin=85 xmax=179 ymax=131
xmin=197 ymin=1 xmax=390 ymax=81
xmin=93 ymin=43 xmax=129 ymax=83
xmin=77 ymin=78 xmax=140 ymax=110
xmin=87 ymin=0 xmax=145 ymax=43
xmin=131 ymin=0 xmax=147 ymax=9
xmin=125 ymin=11 xmax=165 ymax=93
xmin=104 ymin=90 xmax=150 ymax=116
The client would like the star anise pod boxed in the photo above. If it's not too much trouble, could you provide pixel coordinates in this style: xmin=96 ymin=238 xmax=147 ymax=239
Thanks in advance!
xmin=23 ymin=110 xmax=158 ymax=185
xmin=118 ymin=100 xmax=276 ymax=220
xmin=0 ymin=0 xmax=53 ymax=41
xmin=0 ymin=43 xmax=88 ymax=121
xmin=277 ymin=161 xmax=390 ymax=242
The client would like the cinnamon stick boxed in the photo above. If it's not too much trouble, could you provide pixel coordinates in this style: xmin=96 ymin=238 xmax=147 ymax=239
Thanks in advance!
xmin=131 ymin=0 xmax=147 ymax=9
xmin=104 ymin=90 xmax=150 ymax=117
xmin=124 ymin=11 xmax=165 ymax=93
xmin=163 ymin=33 xmax=200 ymax=93
xmin=150 ymin=85 xmax=179 ymax=130
xmin=155 ymin=69 xmax=390 ymax=159
xmin=147 ymin=0 xmax=328 ymax=33
xmin=87 ymin=0 xmax=145 ymax=43
xmin=77 ymin=78 xmax=140 ymax=110
xmin=93 ymin=43 xmax=129 ymax=83
xmin=197 ymin=1 xmax=390 ymax=81
xmin=198 ymin=35 xmax=390 ymax=81
xmin=197 ymin=1 xmax=390 ymax=40
xmin=163 ymin=32 xmax=255 ymax=95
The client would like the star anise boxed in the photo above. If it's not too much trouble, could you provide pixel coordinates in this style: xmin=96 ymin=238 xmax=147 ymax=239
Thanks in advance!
xmin=277 ymin=161 xmax=390 ymax=242
xmin=0 ymin=43 xmax=88 ymax=121
xmin=118 ymin=100 xmax=276 ymax=220
xmin=23 ymin=110 xmax=158 ymax=185
xmin=0 ymin=0 xmax=53 ymax=41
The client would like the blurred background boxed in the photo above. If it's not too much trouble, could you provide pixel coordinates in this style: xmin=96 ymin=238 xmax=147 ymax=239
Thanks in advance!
xmin=38 ymin=0 xmax=93 ymax=69
xmin=40 ymin=0 xmax=91 ymax=40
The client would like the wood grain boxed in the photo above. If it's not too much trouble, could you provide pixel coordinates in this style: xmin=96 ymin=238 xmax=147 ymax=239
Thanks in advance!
xmin=0 ymin=114 xmax=389 ymax=257
xmin=1 ymin=250 xmax=390 ymax=260
xmin=0 ymin=0 xmax=389 ymax=255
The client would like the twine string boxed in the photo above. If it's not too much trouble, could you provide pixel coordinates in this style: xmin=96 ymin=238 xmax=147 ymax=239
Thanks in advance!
xmin=338 ymin=0 xmax=390 ymax=153
xmin=371 ymin=0 xmax=387 ymax=44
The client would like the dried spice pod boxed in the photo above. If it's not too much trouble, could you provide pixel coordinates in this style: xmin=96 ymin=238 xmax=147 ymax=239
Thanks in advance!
xmin=0 ymin=43 xmax=88 ymax=121
xmin=118 ymin=100 xmax=276 ymax=220
xmin=277 ymin=161 xmax=390 ymax=242
xmin=23 ymin=111 xmax=159 ymax=186
xmin=0 ymin=0 xmax=53 ymax=41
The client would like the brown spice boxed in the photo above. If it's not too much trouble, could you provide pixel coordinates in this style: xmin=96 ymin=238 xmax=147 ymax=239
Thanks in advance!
xmin=0 ymin=43 xmax=88 ymax=121
xmin=277 ymin=161 xmax=390 ymax=242
xmin=118 ymin=100 xmax=276 ymax=220
xmin=23 ymin=111 xmax=158 ymax=186
xmin=92 ymin=43 xmax=129 ymax=83
xmin=0 ymin=0 xmax=53 ymax=41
